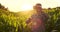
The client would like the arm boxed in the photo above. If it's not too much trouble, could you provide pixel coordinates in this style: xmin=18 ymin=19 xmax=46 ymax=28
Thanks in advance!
xmin=26 ymin=18 xmax=31 ymax=24
xmin=42 ymin=13 xmax=49 ymax=22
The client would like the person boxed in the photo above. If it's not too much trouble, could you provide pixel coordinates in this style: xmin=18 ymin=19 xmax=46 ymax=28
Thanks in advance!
xmin=26 ymin=3 xmax=49 ymax=32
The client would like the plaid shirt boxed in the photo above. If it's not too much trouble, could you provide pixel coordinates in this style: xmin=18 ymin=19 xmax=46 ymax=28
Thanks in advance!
xmin=26 ymin=12 xmax=48 ymax=32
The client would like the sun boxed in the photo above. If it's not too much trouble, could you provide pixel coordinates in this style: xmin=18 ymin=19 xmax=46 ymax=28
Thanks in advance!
xmin=21 ymin=4 xmax=33 ymax=11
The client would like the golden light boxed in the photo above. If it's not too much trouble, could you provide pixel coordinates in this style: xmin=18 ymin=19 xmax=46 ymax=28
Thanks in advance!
xmin=21 ymin=4 xmax=33 ymax=11
xmin=0 ymin=0 xmax=60 ymax=12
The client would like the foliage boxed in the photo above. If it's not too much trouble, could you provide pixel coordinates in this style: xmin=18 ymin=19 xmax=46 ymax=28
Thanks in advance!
xmin=0 ymin=3 xmax=60 ymax=32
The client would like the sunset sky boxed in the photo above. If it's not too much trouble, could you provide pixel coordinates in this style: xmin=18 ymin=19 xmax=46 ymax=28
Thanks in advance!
xmin=0 ymin=0 xmax=60 ymax=12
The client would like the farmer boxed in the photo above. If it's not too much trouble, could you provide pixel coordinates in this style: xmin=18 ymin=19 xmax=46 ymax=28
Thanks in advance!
xmin=26 ymin=3 xmax=48 ymax=32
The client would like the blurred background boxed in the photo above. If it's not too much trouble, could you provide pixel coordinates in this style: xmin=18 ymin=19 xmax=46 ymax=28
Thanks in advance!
xmin=0 ymin=0 xmax=60 ymax=32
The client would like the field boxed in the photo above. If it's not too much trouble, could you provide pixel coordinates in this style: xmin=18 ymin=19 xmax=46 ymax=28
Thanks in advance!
xmin=0 ymin=3 xmax=60 ymax=32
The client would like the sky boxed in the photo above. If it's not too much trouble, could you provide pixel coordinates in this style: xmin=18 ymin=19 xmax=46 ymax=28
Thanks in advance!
xmin=0 ymin=0 xmax=60 ymax=12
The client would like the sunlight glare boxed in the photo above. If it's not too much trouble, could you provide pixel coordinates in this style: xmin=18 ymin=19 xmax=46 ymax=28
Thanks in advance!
xmin=21 ymin=4 xmax=33 ymax=11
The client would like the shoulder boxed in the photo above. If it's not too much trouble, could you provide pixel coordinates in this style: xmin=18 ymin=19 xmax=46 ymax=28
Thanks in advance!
xmin=42 ymin=12 xmax=48 ymax=16
xmin=31 ymin=14 xmax=37 ymax=17
xmin=41 ymin=12 xmax=49 ymax=19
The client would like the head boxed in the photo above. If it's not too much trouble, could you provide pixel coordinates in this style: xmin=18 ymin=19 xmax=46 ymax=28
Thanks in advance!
xmin=33 ymin=3 xmax=42 ymax=12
